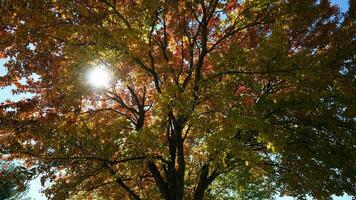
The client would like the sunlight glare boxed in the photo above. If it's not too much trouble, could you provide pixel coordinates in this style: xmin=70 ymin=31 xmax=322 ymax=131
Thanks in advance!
xmin=87 ymin=65 xmax=111 ymax=88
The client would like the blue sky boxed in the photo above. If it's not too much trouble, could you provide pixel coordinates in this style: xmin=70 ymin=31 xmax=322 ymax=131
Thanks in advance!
xmin=0 ymin=0 xmax=352 ymax=199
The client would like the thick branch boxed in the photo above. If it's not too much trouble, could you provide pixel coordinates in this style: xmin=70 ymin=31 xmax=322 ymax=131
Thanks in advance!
xmin=148 ymin=162 xmax=169 ymax=199
xmin=8 ymin=150 xmax=146 ymax=165
xmin=115 ymin=178 xmax=141 ymax=200
xmin=205 ymin=67 xmax=300 ymax=80
xmin=194 ymin=164 xmax=208 ymax=200
xmin=194 ymin=164 xmax=220 ymax=200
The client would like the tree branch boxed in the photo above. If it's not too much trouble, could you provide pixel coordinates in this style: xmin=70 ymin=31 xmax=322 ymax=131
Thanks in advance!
xmin=99 ymin=0 xmax=131 ymax=29
xmin=148 ymin=162 xmax=169 ymax=199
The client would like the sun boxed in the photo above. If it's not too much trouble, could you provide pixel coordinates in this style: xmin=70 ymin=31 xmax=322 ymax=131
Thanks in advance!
xmin=86 ymin=65 xmax=111 ymax=88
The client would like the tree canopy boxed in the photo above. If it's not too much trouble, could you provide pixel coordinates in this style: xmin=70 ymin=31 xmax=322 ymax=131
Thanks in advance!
xmin=0 ymin=0 xmax=355 ymax=199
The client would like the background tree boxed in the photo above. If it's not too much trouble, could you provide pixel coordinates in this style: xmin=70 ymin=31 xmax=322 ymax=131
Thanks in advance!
xmin=0 ymin=161 xmax=32 ymax=200
xmin=0 ymin=0 xmax=355 ymax=199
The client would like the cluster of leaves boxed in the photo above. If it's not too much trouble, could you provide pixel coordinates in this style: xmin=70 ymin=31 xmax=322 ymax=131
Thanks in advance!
xmin=0 ymin=0 xmax=355 ymax=200
xmin=0 ymin=161 xmax=33 ymax=200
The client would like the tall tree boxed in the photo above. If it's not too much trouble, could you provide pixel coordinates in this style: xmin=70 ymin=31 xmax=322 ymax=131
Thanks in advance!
xmin=0 ymin=0 xmax=355 ymax=199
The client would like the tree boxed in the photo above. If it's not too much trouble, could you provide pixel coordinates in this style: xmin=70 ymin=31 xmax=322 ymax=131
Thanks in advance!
xmin=0 ymin=161 xmax=31 ymax=200
xmin=0 ymin=0 xmax=355 ymax=199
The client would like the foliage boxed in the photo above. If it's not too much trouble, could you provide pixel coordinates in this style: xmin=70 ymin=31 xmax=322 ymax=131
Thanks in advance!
xmin=0 ymin=161 xmax=32 ymax=200
xmin=0 ymin=0 xmax=355 ymax=200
